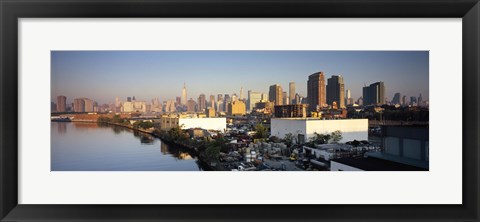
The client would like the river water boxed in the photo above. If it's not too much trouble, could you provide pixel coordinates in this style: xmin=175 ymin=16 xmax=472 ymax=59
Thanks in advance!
xmin=51 ymin=122 xmax=203 ymax=171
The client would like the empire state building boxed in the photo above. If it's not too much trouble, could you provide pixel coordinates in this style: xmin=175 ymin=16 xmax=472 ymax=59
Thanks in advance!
xmin=181 ymin=82 xmax=187 ymax=105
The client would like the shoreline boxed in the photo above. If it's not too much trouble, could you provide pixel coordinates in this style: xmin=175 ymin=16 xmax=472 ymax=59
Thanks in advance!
xmin=53 ymin=120 xmax=214 ymax=170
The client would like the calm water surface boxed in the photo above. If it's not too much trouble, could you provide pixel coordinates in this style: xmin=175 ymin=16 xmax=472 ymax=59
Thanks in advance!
xmin=51 ymin=122 xmax=202 ymax=171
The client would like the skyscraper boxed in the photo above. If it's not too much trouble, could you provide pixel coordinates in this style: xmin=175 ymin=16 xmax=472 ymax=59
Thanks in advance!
xmin=224 ymin=94 xmax=230 ymax=103
xmin=282 ymin=91 xmax=289 ymax=105
xmin=224 ymin=94 xmax=230 ymax=113
xmin=73 ymin=98 xmax=85 ymax=112
xmin=115 ymin=96 xmax=121 ymax=108
xmin=187 ymin=98 xmax=196 ymax=113
xmin=56 ymin=95 xmax=67 ymax=112
xmin=217 ymin=94 xmax=224 ymax=112
xmin=217 ymin=101 xmax=224 ymax=112
xmin=261 ymin=93 xmax=269 ymax=102
xmin=326 ymin=75 xmax=345 ymax=109
xmin=175 ymin=97 xmax=181 ymax=106
xmin=402 ymin=95 xmax=407 ymax=105
xmin=392 ymin=93 xmax=401 ymax=105
xmin=239 ymin=87 xmax=244 ymax=100
xmin=83 ymin=98 xmax=94 ymax=112
xmin=307 ymin=72 xmax=326 ymax=112
xmin=418 ymin=94 xmax=423 ymax=106
xmin=165 ymin=100 xmax=176 ymax=113
xmin=269 ymin=84 xmax=283 ymax=106
xmin=362 ymin=81 xmax=385 ymax=106
xmin=295 ymin=93 xmax=302 ymax=105
xmin=410 ymin=96 xmax=417 ymax=105
xmin=248 ymin=91 xmax=262 ymax=112
xmin=289 ymin=82 xmax=296 ymax=105
xmin=198 ymin=94 xmax=206 ymax=112
xmin=345 ymin=89 xmax=353 ymax=106
xmin=181 ymin=82 xmax=187 ymax=105
xmin=209 ymin=95 xmax=215 ymax=109
xmin=231 ymin=93 xmax=238 ymax=102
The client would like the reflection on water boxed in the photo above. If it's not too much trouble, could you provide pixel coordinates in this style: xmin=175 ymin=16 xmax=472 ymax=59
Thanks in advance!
xmin=178 ymin=152 xmax=193 ymax=160
xmin=133 ymin=131 xmax=155 ymax=144
xmin=51 ymin=122 xmax=202 ymax=171
xmin=57 ymin=122 xmax=67 ymax=134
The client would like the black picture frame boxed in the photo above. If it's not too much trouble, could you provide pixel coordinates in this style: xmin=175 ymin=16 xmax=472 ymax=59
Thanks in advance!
xmin=1 ymin=0 xmax=479 ymax=221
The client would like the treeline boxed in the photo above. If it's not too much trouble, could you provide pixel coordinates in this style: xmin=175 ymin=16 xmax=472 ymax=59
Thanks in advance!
xmin=97 ymin=115 xmax=154 ymax=130
xmin=154 ymin=126 xmax=230 ymax=169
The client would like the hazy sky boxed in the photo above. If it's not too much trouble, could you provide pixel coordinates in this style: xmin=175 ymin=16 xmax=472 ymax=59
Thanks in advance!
xmin=51 ymin=51 xmax=429 ymax=105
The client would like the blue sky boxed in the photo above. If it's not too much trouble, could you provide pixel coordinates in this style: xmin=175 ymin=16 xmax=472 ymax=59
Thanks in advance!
xmin=51 ymin=51 xmax=429 ymax=105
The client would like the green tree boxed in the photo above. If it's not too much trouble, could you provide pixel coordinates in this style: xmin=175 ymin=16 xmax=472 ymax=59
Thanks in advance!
xmin=168 ymin=125 xmax=183 ymax=140
xmin=330 ymin=130 xmax=343 ymax=144
xmin=112 ymin=115 xmax=123 ymax=124
xmin=205 ymin=143 xmax=221 ymax=163
xmin=254 ymin=123 xmax=268 ymax=139
xmin=310 ymin=132 xmax=331 ymax=144
xmin=97 ymin=116 xmax=112 ymax=123
xmin=137 ymin=121 xmax=154 ymax=129
xmin=210 ymin=136 xmax=230 ymax=153
xmin=323 ymin=134 xmax=331 ymax=144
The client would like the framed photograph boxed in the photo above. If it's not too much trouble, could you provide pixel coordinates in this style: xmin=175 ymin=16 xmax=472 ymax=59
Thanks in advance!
xmin=1 ymin=0 xmax=479 ymax=221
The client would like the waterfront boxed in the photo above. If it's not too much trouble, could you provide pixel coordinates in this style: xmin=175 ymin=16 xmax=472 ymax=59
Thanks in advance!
xmin=51 ymin=122 xmax=203 ymax=171
xmin=50 ymin=51 xmax=429 ymax=171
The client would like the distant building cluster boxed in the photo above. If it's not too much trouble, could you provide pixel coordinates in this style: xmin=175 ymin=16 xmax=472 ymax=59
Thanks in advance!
xmin=51 ymin=68 xmax=429 ymax=172
xmin=51 ymin=70 xmax=428 ymax=116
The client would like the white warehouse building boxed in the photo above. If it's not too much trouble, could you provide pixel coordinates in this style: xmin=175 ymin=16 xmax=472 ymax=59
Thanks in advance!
xmin=270 ymin=118 xmax=368 ymax=143
xmin=179 ymin=117 xmax=226 ymax=132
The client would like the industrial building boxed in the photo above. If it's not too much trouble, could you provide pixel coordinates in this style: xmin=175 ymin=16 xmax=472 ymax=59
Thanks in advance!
xmin=160 ymin=114 xmax=226 ymax=131
xmin=330 ymin=125 xmax=429 ymax=171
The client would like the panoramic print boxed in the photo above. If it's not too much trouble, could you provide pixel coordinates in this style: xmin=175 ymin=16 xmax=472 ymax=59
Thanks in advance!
xmin=51 ymin=51 xmax=429 ymax=171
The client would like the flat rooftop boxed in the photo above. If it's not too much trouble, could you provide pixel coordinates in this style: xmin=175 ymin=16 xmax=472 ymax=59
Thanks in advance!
xmin=366 ymin=152 xmax=429 ymax=169
xmin=272 ymin=118 xmax=368 ymax=121
xmin=333 ymin=156 xmax=428 ymax=171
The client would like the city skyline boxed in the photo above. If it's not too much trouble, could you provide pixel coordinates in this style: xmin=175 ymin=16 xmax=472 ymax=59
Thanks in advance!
xmin=51 ymin=50 xmax=429 ymax=105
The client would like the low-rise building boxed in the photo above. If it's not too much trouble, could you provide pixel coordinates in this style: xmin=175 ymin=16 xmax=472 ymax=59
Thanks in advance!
xmin=320 ymin=108 xmax=347 ymax=119
xmin=188 ymin=128 xmax=206 ymax=138
xmin=252 ymin=100 xmax=274 ymax=115
xmin=330 ymin=125 xmax=429 ymax=171
xmin=160 ymin=114 xmax=226 ymax=131
xmin=160 ymin=114 xmax=180 ymax=130
xmin=381 ymin=125 xmax=429 ymax=161
xmin=228 ymin=100 xmax=246 ymax=116
xmin=274 ymin=104 xmax=308 ymax=118
xmin=206 ymin=107 xmax=216 ymax=117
